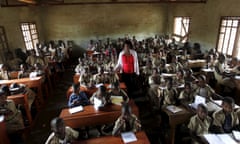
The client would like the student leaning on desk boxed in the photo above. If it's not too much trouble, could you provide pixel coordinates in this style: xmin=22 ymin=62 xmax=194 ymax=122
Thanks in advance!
xmin=45 ymin=117 xmax=79 ymax=144
xmin=188 ymin=104 xmax=212 ymax=144
xmin=112 ymin=102 xmax=141 ymax=136
xmin=68 ymin=83 xmax=90 ymax=108
xmin=212 ymin=97 xmax=240 ymax=134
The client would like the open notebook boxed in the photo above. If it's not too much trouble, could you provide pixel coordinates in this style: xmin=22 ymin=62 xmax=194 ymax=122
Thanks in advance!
xmin=110 ymin=96 xmax=123 ymax=106
xmin=203 ymin=134 xmax=238 ymax=144
xmin=69 ymin=105 xmax=83 ymax=114
xmin=121 ymin=132 xmax=137 ymax=143
xmin=189 ymin=95 xmax=206 ymax=109
xmin=166 ymin=105 xmax=183 ymax=113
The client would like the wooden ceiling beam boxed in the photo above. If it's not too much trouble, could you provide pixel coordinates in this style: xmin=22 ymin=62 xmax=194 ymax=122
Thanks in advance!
xmin=1 ymin=0 xmax=207 ymax=7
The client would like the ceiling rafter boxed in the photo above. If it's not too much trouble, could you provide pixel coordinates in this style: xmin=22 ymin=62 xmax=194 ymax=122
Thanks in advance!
xmin=1 ymin=0 xmax=207 ymax=7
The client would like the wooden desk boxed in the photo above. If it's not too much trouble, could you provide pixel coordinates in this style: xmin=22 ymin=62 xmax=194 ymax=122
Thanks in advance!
xmin=188 ymin=59 xmax=206 ymax=68
xmin=59 ymin=100 xmax=138 ymax=128
xmin=162 ymin=105 xmax=194 ymax=144
xmin=0 ymin=77 xmax=44 ymax=110
xmin=0 ymin=118 xmax=10 ymax=144
xmin=73 ymin=131 xmax=150 ymax=144
xmin=7 ymin=94 xmax=32 ymax=125
xmin=66 ymin=83 xmax=127 ymax=99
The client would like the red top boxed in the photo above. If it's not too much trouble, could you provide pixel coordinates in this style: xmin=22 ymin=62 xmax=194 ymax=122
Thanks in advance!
xmin=122 ymin=54 xmax=134 ymax=73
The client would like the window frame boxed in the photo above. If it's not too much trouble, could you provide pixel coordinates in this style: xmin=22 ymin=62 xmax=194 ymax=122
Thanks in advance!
xmin=216 ymin=16 xmax=240 ymax=57
xmin=172 ymin=16 xmax=191 ymax=43
xmin=0 ymin=26 xmax=9 ymax=62
xmin=20 ymin=22 xmax=39 ymax=51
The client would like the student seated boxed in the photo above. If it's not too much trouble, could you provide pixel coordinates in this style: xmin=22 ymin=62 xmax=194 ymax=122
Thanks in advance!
xmin=90 ymin=85 xmax=111 ymax=107
xmin=148 ymin=67 xmax=162 ymax=110
xmin=18 ymin=63 xmax=30 ymax=79
xmin=108 ymin=81 xmax=129 ymax=103
xmin=212 ymin=97 xmax=239 ymax=133
xmin=112 ymin=103 xmax=141 ymax=136
xmin=45 ymin=117 xmax=79 ymax=144
xmin=179 ymin=82 xmax=195 ymax=104
xmin=188 ymin=104 xmax=212 ymax=144
xmin=9 ymin=83 xmax=36 ymax=109
xmin=160 ymin=77 xmax=178 ymax=108
xmin=0 ymin=64 xmax=10 ymax=80
xmin=0 ymin=85 xmax=24 ymax=134
xmin=68 ymin=83 xmax=90 ymax=108
xmin=74 ymin=58 xmax=85 ymax=74
xmin=79 ymin=66 xmax=94 ymax=88
xmin=93 ymin=66 xmax=110 ymax=84
xmin=194 ymin=75 xmax=216 ymax=101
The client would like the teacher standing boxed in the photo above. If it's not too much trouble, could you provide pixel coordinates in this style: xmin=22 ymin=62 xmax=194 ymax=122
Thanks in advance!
xmin=114 ymin=40 xmax=139 ymax=98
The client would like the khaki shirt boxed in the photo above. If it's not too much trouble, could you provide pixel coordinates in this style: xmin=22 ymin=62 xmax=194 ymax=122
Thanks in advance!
xmin=188 ymin=115 xmax=212 ymax=136
xmin=162 ymin=88 xmax=177 ymax=106
xmin=93 ymin=73 xmax=110 ymax=84
xmin=179 ymin=90 xmax=195 ymax=103
xmin=45 ymin=126 xmax=79 ymax=144
xmin=193 ymin=84 xmax=215 ymax=100
xmin=213 ymin=109 xmax=239 ymax=128
xmin=0 ymin=71 xmax=9 ymax=80
xmin=2 ymin=100 xmax=24 ymax=133
xmin=112 ymin=114 xmax=141 ymax=136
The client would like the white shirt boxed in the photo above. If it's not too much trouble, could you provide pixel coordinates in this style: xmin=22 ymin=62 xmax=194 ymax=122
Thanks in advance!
xmin=114 ymin=49 xmax=139 ymax=75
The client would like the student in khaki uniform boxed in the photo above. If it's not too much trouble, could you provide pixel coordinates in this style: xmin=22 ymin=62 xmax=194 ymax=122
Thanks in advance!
xmin=0 ymin=64 xmax=10 ymax=80
xmin=90 ymin=85 xmax=111 ymax=106
xmin=188 ymin=104 xmax=212 ymax=144
xmin=0 ymin=85 xmax=24 ymax=134
xmin=112 ymin=103 xmax=141 ymax=136
xmin=108 ymin=81 xmax=129 ymax=103
xmin=194 ymin=75 xmax=216 ymax=101
xmin=79 ymin=67 xmax=94 ymax=88
xmin=212 ymin=97 xmax=239 ymax=133
xmin=45 ymin=117 xmax=79 ymax=144
xmin=160 ymin=77 xmax=178 ymax=108
xmin=93 ymin=66 xmax=110 ymax=84
xmin=179 ymin=82 xmax=195 ymax=104
xmin=148 ymin=67 xmax=162 ymax=110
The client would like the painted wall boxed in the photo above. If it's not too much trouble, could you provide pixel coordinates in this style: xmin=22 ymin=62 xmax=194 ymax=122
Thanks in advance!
xmin=0 ymin=6 xmax=43 ymax=51
xmin=167 ymin=0 xmax=240 ymax=52
xmin=40 ymin=4 xmax=168 ymax=50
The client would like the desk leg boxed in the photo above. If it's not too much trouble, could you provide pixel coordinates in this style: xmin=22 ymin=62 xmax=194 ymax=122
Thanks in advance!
xmin=169 ymin=126 xmax=176 ymax=144
xmin=35 ymin=85 xmax=44 ymax=111
xmin=0 ymin=121 xmax=10 ymax=144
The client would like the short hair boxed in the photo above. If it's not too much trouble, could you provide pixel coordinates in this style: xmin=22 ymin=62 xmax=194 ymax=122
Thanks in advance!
xmin=222 ymin=97 xmax=235 ymax=107
xmin=50 ymin=117 xmax=64 ymax=128
xmin=198 ymin=75 xmax=206 ymax=81
xmin=197 ymin=103 xmax=208 ymax=114
xmin=0 ymin=85 xmax=9 ymax=96
xmin=124 ymin=40 xmax=133 ymax=49
xmin=184 ymin=82 xmax=192 ymax=89
xmin=99 ymin=85 xmax=106 ymax=93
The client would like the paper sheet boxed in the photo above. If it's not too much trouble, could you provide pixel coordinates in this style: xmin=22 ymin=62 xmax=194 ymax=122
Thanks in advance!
xmin=233 ymin=130 xmax=240 ymax=141
xmin=166 ymin=105 xmax=182 ymax=113
xmin=69 ymin=105 xmax=83 ymax=114
xmin=121 ymin=132 xmax=137 ymax=143
xmin=190 ymin=95 xmax=206 ymax=109
xmin=110 ymin=96 xmax=123 ymax=106
xmin=203 ymin=134 xmax=238 ymax=144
